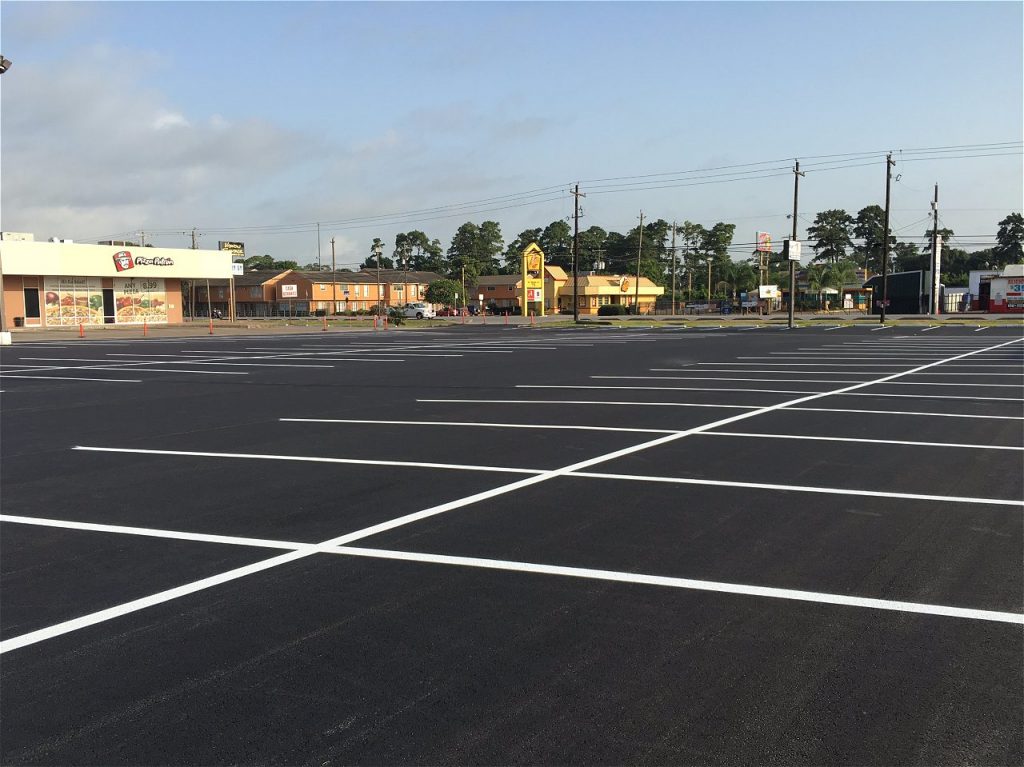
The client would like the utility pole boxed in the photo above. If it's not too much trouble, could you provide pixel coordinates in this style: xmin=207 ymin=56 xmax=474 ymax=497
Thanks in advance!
xmin=461 ymin=264 xmax=466 ymax=316
xmin=788 ymin=161 xmax=804 ymax=330
xmin=634 ymin=211 xmax=644 ymax=314
xmin=706 ymin=259 xmax=712 ymax=310
xmin=191 ymin=227 xmax=198 ymax=249
xmin=930 ymin=183 xmax=940 ymax=315
xmin=317 ymin=222 xmax=322 ymax=270
xmin=880 ymin=153 xmax=895 ymax=324
xmin=330 ymin=237 xmax=337 ymax=316
xmin=670 ymin=222 xmax=677 ymax=316
xmin=570 ymin=183 xmax=585 ymax=322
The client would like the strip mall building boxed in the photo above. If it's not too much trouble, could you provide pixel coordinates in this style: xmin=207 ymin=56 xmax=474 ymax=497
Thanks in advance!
xmin=0 ymin=235 xmax=232 ymax=328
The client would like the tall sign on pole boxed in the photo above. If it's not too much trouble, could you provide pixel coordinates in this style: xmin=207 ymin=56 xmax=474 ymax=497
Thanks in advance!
xmin=219 ymin=241 xmax=245 ymax=322
xmin=522 ymin=242 xmax=545 ymax=318
xmin=756 ymin=231 xmax=772 ymax=287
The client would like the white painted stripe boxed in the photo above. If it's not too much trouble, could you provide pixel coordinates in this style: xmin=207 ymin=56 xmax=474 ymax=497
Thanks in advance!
xmin=824 ymin=326 xmax=848 ymax=331
xmin=72 ymin=446 xmax=545 ymax=475
xmin=871 ymin=325 xmax=891 ymax=331
xmin=89 ymin=367 xmax=249 ymax=375
xmin=518 ymin=384 xmax=1024 ymax=403
xmin=0 ymin=514 xmax=306 ymax=550
xmin=699 ymin=431 xmax=1024 ymax=451
xmin=568 ymin=470 xmax=1023 ymax=506
xmin=4 ymin=336 xmax=1016 ymax=653
xmin=599 ymin=375 xmax=1024 ymax=389
xmin=0 ymin=550 xmax=312 ymax=654
xmin=328 ymin=546 xmax=1024 ymax=625
xmin=6 ymin=515 xmax=1019 ymax=625
xmin=280 ymin=418 xmax=673 ymax=434
xmin=922 ymin=326 xmax=941 ymax=331
xmin=418 ymin=398 xmax=757 ymax=411
xmin=698 ymin=362 xmax=1019 ymax=368
xmin=787 ymin=406 xmax=1023 ymax=420
xmin=975 ymin=327 xmax=987 ymax=332
xmin=654 ymin=368 xmax=1024 ymax=376
xmin=0 ymin=374 xmax=142 ymax=383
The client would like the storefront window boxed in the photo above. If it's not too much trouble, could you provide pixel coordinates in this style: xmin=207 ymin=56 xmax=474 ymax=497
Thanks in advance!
xmin=44 ymin=278 xmax=104 ymax=325
xmin=114 ymin=278 xmax=168 ymax=324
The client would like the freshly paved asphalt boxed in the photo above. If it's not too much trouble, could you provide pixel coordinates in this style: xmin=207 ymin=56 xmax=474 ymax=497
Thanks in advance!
xmin=1 ymin=324 xmax=1021 ymax=765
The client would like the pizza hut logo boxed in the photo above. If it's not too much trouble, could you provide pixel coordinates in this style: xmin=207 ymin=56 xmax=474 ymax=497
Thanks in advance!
xmin=113 ymin=251 xmax=135 ymax=271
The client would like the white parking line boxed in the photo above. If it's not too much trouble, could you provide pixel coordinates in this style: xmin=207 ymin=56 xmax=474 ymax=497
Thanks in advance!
xmin=598 ymin=375 xmax=1024 ymax=389
xmin=517 ymin=384 xmax=1024 ymax=403
xmin=4 ymin=514 xmax=1019 ymax=630
xmin=280 ymin=418 xmax=673 ymax=434
xmin=699 ymin=431 xmax=1024 ymax=451
xmin=0 ymin=374 xmax=142 ymax=383
xmin=72 ymin=446 xmax=546 ymax=475
xmin=3 ymin=336 xmax=1018 ymax=653
xmin=568 ymin=471 xmax=1023 ymax=506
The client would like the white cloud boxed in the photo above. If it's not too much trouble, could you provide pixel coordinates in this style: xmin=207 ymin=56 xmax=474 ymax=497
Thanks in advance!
xmin=152 ymin=111 xmax=190 ymax=130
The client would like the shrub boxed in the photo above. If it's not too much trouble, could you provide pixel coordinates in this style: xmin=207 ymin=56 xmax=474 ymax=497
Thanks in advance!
xmin=598 ymin=304 xmax=627 ymax=316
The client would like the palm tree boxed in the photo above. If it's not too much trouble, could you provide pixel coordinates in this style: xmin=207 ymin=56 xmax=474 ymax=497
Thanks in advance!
xmin=826 ymin=260 xmax=859 ymax=313
xmin=805 ymin=263 xmax=828 ymax=312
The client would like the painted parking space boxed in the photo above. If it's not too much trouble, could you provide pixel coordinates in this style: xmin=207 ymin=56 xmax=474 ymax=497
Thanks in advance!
xmin=1 ymin=325 xmax=1022 ymax=765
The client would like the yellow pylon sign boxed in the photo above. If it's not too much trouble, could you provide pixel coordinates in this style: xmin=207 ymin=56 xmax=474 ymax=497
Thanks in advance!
xmin=522 ymin=242 xmax=544 ymax=317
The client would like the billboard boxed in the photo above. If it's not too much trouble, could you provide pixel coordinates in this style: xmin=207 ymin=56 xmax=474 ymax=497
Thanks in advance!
xmin=756 ymin=232 xmax=772 ymax=253
xmin=219 ymin=241 xmax=245 ymax=261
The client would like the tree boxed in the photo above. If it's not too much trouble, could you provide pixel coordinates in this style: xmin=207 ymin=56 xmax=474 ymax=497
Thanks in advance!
xmin=827 ymin=260 xmax=860 ymax=299
xmin=892 ymin=242 xmax=922 ymax=273
xmin=446 ymin=221 xmax=504 ymax=281
xmin=576 ymin=226 xmax=608 ymax=271
xmin=424 ymin=278 xmax=464 ymax=308
xmin=539 ymin=220 xmax=573 ymax=270
xmin=243 ymin=254 xmax=297 ymax=271
xmin=503 ymin=228 xmax=543 ymax=274
xmin=807 ymin=209 xmax=854 ymax=263
xmin=394 ymin=231 xmax=444 ymax=272
xmin=805 ymin=263 xmax=828 ymax=309
xmin=994 ymin=213 xmax=1024 ymax=265
xmin=853 ymin=205 xmax=893 ymax=275
xmin=361 ymin=237 xmax=394 ymax=269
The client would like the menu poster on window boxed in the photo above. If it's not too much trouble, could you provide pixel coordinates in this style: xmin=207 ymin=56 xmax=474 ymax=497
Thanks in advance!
xmin=44 ymin=277 xmax=104 ymax=325
xmin=114 ymin=277 xmax=168 ymax=323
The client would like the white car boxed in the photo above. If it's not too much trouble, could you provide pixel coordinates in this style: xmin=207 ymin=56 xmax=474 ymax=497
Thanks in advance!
xmin=401 ymin=302 xmax=435 ymax=319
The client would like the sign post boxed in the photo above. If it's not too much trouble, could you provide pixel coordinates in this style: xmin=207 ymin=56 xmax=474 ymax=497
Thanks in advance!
xmin=521 ymin=242 xmax=545 ymax=318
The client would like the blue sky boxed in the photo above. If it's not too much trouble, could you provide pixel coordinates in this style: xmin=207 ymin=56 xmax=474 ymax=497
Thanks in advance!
xmin=2 ymin=1 xmax=1021 ymax=267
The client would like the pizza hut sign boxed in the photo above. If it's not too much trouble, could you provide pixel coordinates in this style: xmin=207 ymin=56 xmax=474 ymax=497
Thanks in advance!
xmin=112 ymin=250 xmax=174 ymax=272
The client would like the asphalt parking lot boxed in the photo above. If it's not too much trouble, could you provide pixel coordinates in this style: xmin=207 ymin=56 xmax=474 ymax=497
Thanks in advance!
xmin=1 ymin=324 xmax=1022 ymax=765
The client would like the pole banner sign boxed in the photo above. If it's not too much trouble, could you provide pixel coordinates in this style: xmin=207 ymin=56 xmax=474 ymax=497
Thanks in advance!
xmin=756 ymin=232 xmax=772 ymax=253
xmin=521 ymin=242 xmax=545 ymax=316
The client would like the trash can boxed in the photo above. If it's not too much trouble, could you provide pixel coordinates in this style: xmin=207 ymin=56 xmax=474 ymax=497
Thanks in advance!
xmin=13 ymin=317 xmax=24 ymax=327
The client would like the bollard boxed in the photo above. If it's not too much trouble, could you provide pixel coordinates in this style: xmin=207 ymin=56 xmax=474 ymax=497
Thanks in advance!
xmin=79 ymin=323 xmax=85 ymax=338
xmin=504 ymin=313 xmax=508 ymax=326
xmin=374 ymin=315 xmax=378 ymax=330
xmin=322 ymin=315 xmax=328 ymax=332
xmin=143 ymin=321 xmax=148 ymax=337
xmin=530 ymin=313 xmax=535 ymax=327
xmin=384 ymin=314 xmax=389 ymax=329
xmin=209 ymin=318 xmax=214 ymax=335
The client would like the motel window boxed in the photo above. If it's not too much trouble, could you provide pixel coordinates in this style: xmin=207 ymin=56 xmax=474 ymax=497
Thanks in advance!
xmin=599 ymin=296 xmax=610 ymax=306
xmin=319 ymin=284 xmax=327 ymax=291
xmin=590 ymin=297 xmax=597 ymax=307
xmin=578 ymin=297 xmax=587 ymax=307
xmin=487 ymin=286 xmax=496 ymax=291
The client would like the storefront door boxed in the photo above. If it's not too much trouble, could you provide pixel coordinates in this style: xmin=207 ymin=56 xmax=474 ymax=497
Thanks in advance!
xmin=23 ymin=288 xmax=41 ymax=325
xmin=102 ymin=289 xmax=115 ymax=323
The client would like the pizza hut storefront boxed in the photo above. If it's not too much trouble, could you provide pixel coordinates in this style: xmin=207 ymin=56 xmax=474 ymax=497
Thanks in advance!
xmin=0 ymin=240 xmax=232 ymax=328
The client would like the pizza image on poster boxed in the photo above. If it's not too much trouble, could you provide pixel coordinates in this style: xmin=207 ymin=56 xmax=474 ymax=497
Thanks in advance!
xmin=114 ymin=277 xmax=168 ymax=323
xmin=44 ymin=278 xmax=104 ymax=325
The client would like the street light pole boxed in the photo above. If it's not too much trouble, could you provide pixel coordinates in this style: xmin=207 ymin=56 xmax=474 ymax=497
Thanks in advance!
xmin=706 ymin=258 xmax=712 ymax=314
xmin=0 ymin=56 xmax=11 ymax=336
xmin=373 ymin=242 xmax=383 ymax=316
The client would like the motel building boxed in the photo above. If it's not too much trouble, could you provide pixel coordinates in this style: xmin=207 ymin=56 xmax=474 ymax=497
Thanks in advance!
xmin=0 ymin=233 xmax=231 ymax=329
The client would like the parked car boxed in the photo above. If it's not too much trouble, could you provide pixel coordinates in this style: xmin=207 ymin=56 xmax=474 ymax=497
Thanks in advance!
xmin=401 ymin=302 xmax=436 ymax=319
xmin=436 ymin=307 xmax=459 ymax=316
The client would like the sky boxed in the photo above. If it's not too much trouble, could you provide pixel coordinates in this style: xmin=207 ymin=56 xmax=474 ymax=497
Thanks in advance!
xmin=1 ymin=1 xmax=1021 ymax=268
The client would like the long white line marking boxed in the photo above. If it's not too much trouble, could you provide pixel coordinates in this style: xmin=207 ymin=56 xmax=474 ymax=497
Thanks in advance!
xmin=418 ymin=398 xmax=757 ymax=411
xmin=517 ymin=384 xmax=1024 ymax=402
xmin=0 ymin=514 xmax=306 ymax=550
xmin=698 ymin=362 xmax=1019 ymax=368
xmin=4 ymin=336 xmax=1018 ymax=653
xmin=72 ymin=446 xmax=545 ymax=475
xmin=699 ymin=431 xmax=1024 ymax=451
xmin=922 ymin=325 xmax=941 ymax=332
xmin=787 ymin=406 xmax=1023 ymax=420
xmin=4 ymin=515 xmax=1018 ymax=631
xmin=599 ymin=375 xmax=1024 ymax=389
xmin=654 ymin=368 xmax=1024 ymax=376
xmin=280 ymin=418 xmax=674 ymax=434
xmin=0 ymin=374 xmax=142 ymax=383
xmin=568 ymin=471 xmax=1023 ymax=506
xmin=329 ymin=547 xmax=1024 ymax=625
